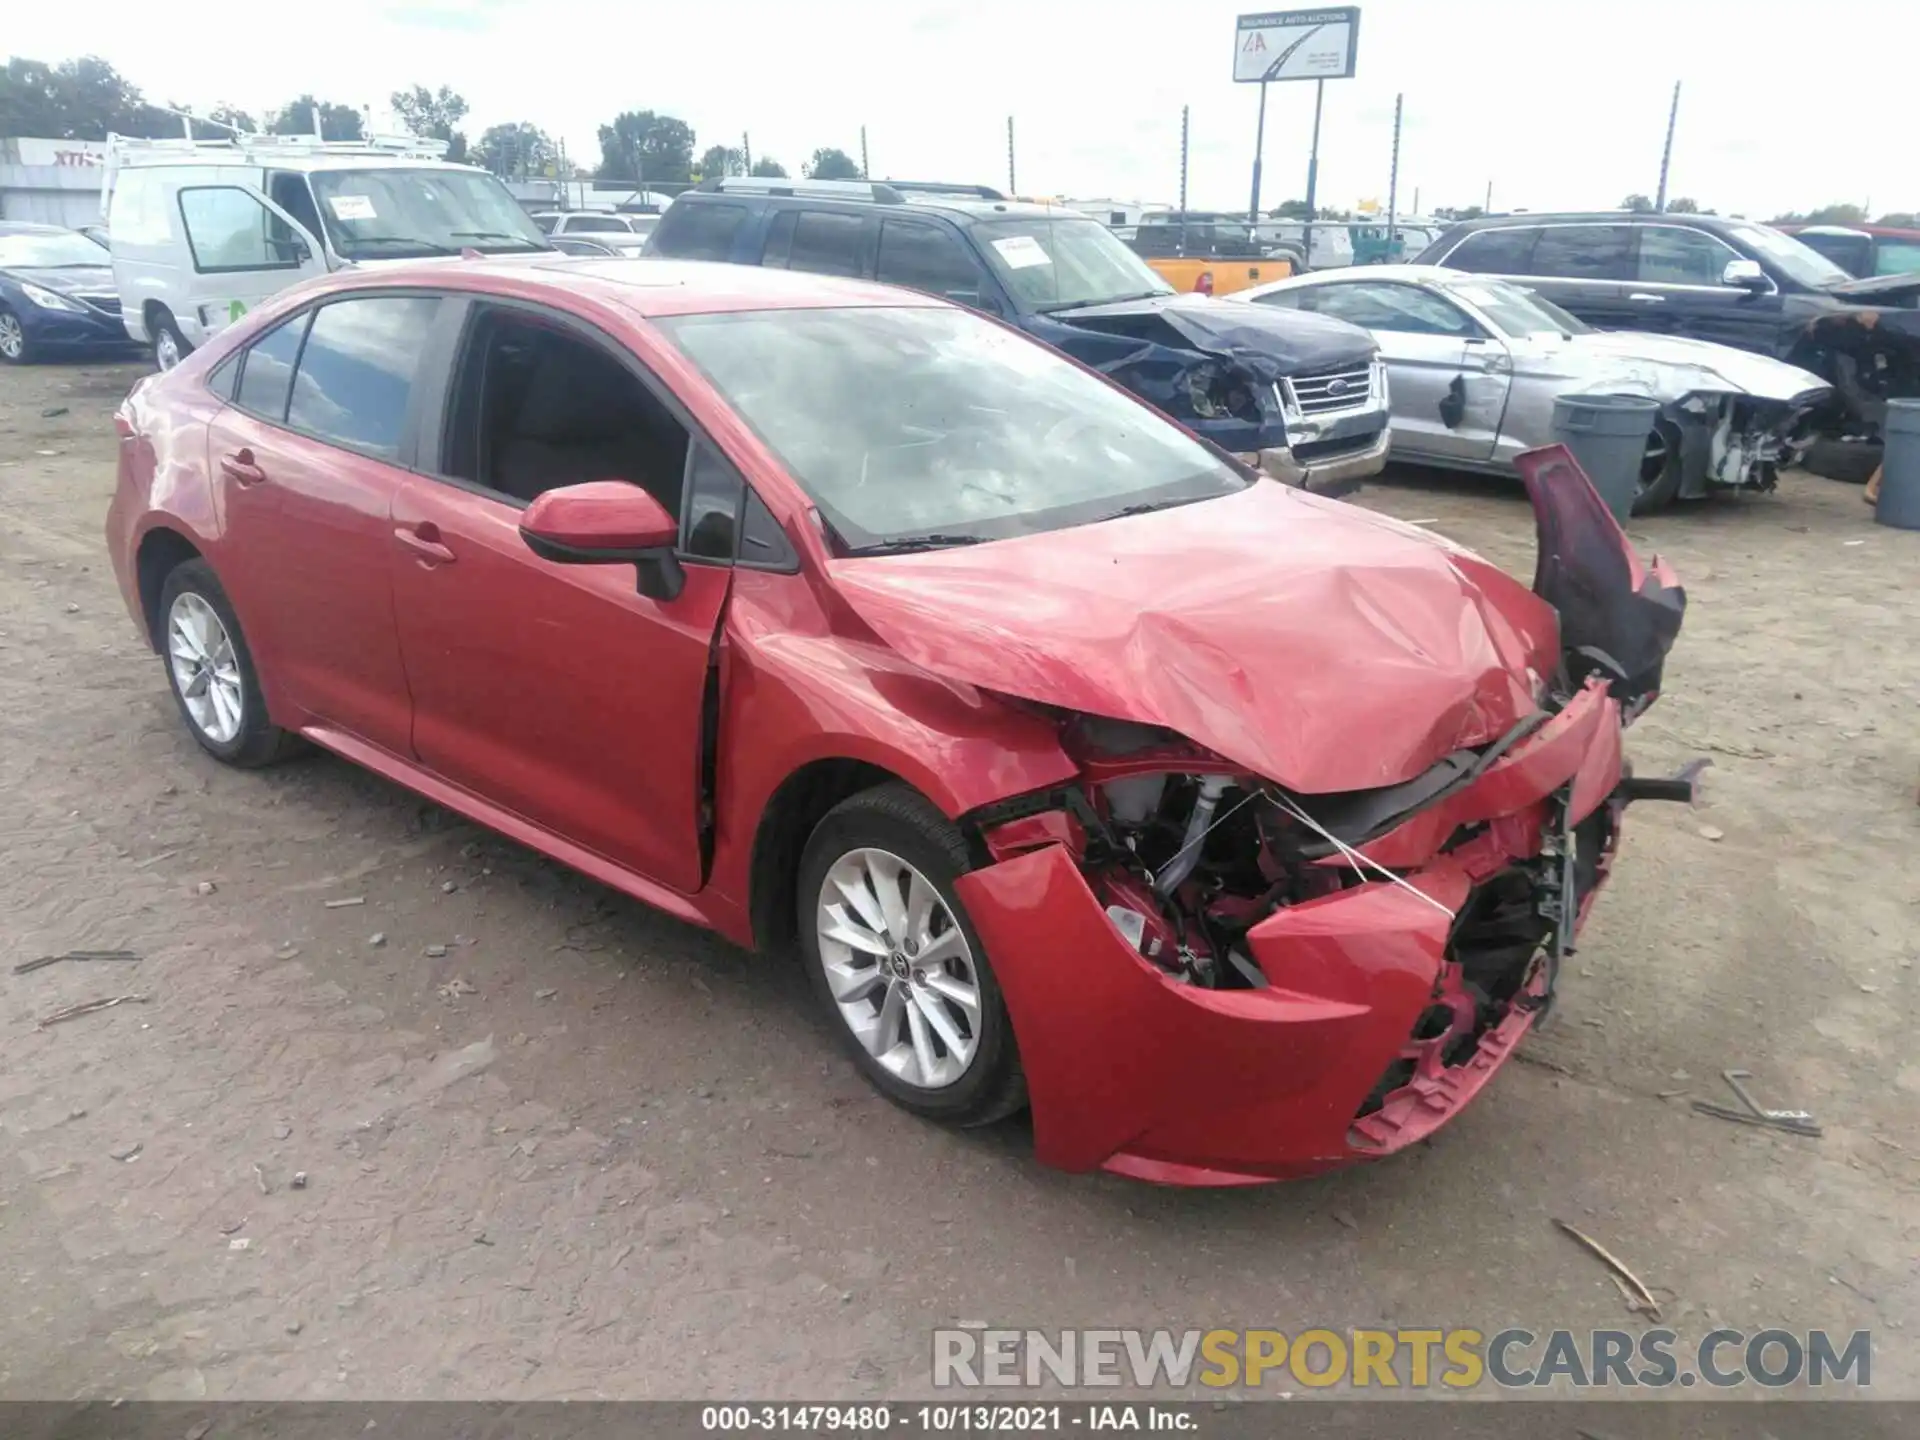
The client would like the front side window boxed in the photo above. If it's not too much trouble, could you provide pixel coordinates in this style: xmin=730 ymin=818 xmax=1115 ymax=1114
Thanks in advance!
xmin=1876 ymin=240 xmax=1920 ymax=276
xmin=1529 ymin=226 xmax=1634 ymax=281
xmin=975 ymin=217 xmax=1173 ymax=311
xmin=284 ymin=296 xmax=441 ymax=459
xmin=657 ymin=306 xmax=1247 ymax=551
xmin=235 ymin=312 xmax=310 ymax=421
xmin=306 ymin=168 xmax=546 ymax=260
xmin=650 ymin=200 xmax=749 ymax=262
xmin=1301 ymin=281 xmax=1480 ymax=337
xmin=179 ymin=187 xmax=305 ymax=273
xmin=1636 ymin=226 xmax=1739 ymax=286
xmin=1444 ymin=227 xmax=1538 ymax=275
xmin=876 ymin=220 xmax=984 ymax=300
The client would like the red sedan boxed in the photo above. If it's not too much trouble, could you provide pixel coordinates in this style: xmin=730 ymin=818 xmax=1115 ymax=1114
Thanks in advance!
xmin=106 ymin=258 xmax=1686 ymax=1185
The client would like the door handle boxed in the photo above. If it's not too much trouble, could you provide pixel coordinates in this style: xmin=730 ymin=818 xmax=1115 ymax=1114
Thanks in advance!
xmin=394 ymin=523 xmax=456 ymax=565
xmin=1627 ymin=292 xmax=1667 ymax=303
xmin=220 ymin=448 xmax=267 ymax=486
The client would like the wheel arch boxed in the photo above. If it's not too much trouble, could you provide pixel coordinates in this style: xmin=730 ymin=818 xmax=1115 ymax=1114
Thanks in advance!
xmin=748 ymin=756 xmax=917 ymax=957
xmin=135 ymin=526 xmax=205 ymax=650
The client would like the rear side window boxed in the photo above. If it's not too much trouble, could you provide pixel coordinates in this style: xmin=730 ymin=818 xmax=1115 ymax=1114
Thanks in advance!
xmin=1445 ymin=227 xmax=1538 ymax=274
xmin=565 ymin=215 xmax=627 ymax=233
xmin=651 ymin=201 xmax=748 ymax=262
xmin=876 ymin=219 xmax=983 ymax=300
xmin=284 ymin=295 xmax=441 ymax=460
xmin=1529 ymin=225 xmax=1633 ymax=281
xmin=786 ymin=212 xmax=870 ymax=278
xmin=235 ymin=312 xmax=310 ymax=422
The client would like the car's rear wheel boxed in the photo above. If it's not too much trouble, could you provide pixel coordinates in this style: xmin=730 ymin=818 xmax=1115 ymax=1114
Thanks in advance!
xmin=0 ymin=306 xmax=33 ymax=365
xmin=798 ymin=784 xmax=1025 ymax=1127
xmin=158 ymin=559 xmax=299 ymax=768
xmin=151 ymin=309 xmax=191 ymax=372
xmin=1633 ymin=420 xmax=1686 ymax=514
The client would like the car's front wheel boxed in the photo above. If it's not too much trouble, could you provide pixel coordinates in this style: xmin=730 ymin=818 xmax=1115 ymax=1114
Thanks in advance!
xmin=158 ymin=559 xmax=299 ymax=767
xmin=0 ymin=305 xmax=33 ymax=365
xmin=798 ymin=784 xmax=1026 ymax=1127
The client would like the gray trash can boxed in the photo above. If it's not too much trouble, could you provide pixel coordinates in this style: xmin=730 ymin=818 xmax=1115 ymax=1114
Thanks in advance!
xmin=1549 ymin=393 xmax=1662 ymax=525
xmin=1875 ymin=397 xmax=1920 ymax=531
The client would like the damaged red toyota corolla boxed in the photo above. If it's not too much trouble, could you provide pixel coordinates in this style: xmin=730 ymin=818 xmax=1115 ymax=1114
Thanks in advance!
xmin=105 ymin=258 xmax=1687 ymax=1186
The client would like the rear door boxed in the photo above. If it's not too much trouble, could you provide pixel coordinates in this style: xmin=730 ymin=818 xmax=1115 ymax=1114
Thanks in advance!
xmin=759 ymin=208 xmax=876 ymax=278
xmin=207 ymin=292 xmax=442 ymax=752
xmin=1524 ymin=224 xmax=1639 ymax=332
xmin=175 ymin=184 xmax=327 ymax=341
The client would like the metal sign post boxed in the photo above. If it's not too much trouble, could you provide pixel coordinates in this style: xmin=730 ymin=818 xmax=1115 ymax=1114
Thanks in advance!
xmin=1235 ymin=7 xmax=1360 ymax=266
xmin=1385 ymin=91 xmax=1402 ymax=250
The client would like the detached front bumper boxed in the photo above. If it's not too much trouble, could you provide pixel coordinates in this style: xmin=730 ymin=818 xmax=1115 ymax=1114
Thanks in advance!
xmin=956 ymin=677 xmax=1630 ymax=1187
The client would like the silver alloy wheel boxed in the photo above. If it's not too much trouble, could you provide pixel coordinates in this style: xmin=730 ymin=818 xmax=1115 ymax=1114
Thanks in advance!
xmin=154 ymin=326 xmax=182 ymax=371
xmin=1638 ymin=428 xmax=1671 ymax=495
xmin=815 ymin=846 xmax=982 ymax=1090
xmin=166 ymin=591 xmax=244 ymax=744
xmin=0 ymin=312 xmax=23 ymax=360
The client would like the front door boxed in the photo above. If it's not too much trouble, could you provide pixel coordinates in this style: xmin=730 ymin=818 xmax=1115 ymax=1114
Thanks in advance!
xmin=175 ymin=184 xmax=326 ymax=343
xmin=207 ymin=292 xmax=443 ymax=753
xmin=1629 ymin=223 xmax=1787 ymax=355
xmin=388 ymin=305 xmax=734 ymax=893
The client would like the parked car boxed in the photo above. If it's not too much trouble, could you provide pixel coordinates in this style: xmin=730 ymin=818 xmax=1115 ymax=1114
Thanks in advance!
xmin=1350 ymin=222 xmax=1438 ymax=266
xmin=648 ymin=178 xmax=1388 ymax=492
xmin=1127 ymin=214 xmax=1302 ymax=295
xmin=1233 ymin=266 xmax=1832 ymax=512
xmin=104 ymin=130 xmax=549 ymax=371
xmin=1254 ymin=219 xmax=1354 ymax=271
xmin=0 ymin=222 xmax=138 ymax=364
xmin=105 ymin=258 xmax=1685 ymax=1185
xmin=1776 ymin=223 xmax=1920 ymax=281
xmin=531 ymin=211 xmax=656 ymax=251
xmin=547 ymin=235 xmax=628 ymax=257
xmin=1414 ymin=212 xmax=1920 ymax=481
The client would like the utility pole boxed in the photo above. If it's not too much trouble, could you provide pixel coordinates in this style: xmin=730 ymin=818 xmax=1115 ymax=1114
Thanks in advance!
xmin=1179 ymin=105 xmax=1190 ymax=254
xmin=1301 ymin=79 xmax=1325 ymax=267
xmin=860 ymin=125 xmax=870 ymax=180
xmin=1484 ymin=179 xmax=1493 ymax=214
xmin=1413 ymin=185 xmax=1420 ymax=216
xmin=1248 ymin=80 xmax=1269 ymax=225
xmin=1385 ymin=92 xmax=1403 ymax=250
xmin=1006 ymin=116 xmax=1016 ymax=195
xmin=1655 ymin=80 xmax=1681 ymax=211
xmin=742 ymin=131 xmax=752 ymax=176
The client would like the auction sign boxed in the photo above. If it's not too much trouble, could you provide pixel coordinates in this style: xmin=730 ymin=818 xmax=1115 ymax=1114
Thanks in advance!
xmin=1234 ymin=8 xmax=1361 ymax=82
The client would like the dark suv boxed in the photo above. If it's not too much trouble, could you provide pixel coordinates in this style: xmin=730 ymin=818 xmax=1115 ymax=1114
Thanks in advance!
xmin=1415 ymin=212 xmax=1920 ymax=475
xmin=647 ymin=179 xmax=1390 ymax=492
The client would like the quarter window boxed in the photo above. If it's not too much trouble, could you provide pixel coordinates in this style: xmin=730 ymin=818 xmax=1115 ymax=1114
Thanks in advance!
xmin=650 ymin=200 xmax=748 ymax=262
xmin=1636 ymin=227 xmax=1739 ymax=286
xmin=284 ymin=296 xmax=441 ymax=460
xmin=179 ymin=187 xmax=304 ymax=273
xmin=1529 ymin=225 xmax=1634 ymax=281
xmin=234 ymin=313 xmax=310 ymax=422
xmin=681 ymin=441 xmax=745 ymax=560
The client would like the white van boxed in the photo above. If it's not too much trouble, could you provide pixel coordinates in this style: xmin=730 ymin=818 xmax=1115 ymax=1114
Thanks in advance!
xmin=103 ymin=131 xmax=549 ymax=368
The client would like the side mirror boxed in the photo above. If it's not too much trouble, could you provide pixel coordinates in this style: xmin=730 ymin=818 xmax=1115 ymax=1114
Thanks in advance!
xmin=1722 ymin=258 xmax=1769 ymax=292
xmin=519 ymin=481 xmax=685 ymax=601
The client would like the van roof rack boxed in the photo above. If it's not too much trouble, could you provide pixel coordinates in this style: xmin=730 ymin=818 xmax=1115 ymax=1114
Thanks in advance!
xmin=105 ymin=130 xmax=451 ymax=166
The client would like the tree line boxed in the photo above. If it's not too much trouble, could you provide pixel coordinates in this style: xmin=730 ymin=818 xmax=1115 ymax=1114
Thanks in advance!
xmin=2 ymin=54 xmax=865 ymax=189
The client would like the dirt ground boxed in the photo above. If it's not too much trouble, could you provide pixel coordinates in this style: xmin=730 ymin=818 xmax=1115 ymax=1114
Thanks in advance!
xmin=0 ymin=357 xmax=1914 ymax=1403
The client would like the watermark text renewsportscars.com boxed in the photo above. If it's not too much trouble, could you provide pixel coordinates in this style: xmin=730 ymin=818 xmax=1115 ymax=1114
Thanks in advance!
xmin=932 ymin=1327 xmax=1872 ymax=1391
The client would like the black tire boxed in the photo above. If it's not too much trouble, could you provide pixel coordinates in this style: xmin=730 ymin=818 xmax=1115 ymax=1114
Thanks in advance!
xmin=150 ymin=308 xmax=192 ymax=372
xmin=157 ymin=559 xmax=301 ymax=768
xmin=1632 ymin=419 xmax=1686 ymax=515
xmin=797 ymin=783 xmax=1026 ymax=1127
xmin=1801 ymin=437 xmax=1881 ymax=485
xmin=0 ymin=304 xmax=34 ymax=365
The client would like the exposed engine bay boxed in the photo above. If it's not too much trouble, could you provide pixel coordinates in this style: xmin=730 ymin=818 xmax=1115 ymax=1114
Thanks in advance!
xmin=1683 ymin=390 xmax=1821 ymax=492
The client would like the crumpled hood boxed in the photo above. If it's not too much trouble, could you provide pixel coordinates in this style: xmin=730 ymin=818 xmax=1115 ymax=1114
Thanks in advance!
xmin=4 ymin=264 xmax=114 ymax=295
xmin=1826 ymin=273 xmax=1920 ymax=305
xmin=1042 ymin=292 xmax=1377 ymax=380
xmin=827 ymin=484 xmax=1559 ymax=794
xmin=1568 ymin=330 xmax=1831 ymax=402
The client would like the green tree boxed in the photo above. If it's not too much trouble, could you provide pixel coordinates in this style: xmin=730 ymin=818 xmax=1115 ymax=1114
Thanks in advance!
xmin=473 ymin=121 xmax=555 ymax=179
xmin=1804 ymin=202 xmax=1867 ymax=226
xmin=804 ymin=146 xmax=861 ymax=180
xmin=1269 ymin=198 xmax=1312 ymax=220
xmin=1620 ymin=193 xmax=1655 ymax=213
xmin=266 ymin=96 xmax=365 ymax=141
xmin=0 ymin=55 xmax=180 ymax=139
xmin=595 ymin=111 xmax=695 ymax=185
xmin=697 ymin=144 xmax=743 ymax=181
xmin=1667 ymin=197 xmax=1703 ymax=214
xmin=391 ymin=84 xmax=469 ymax=161
xmin=1875 ymin=212 xmax=1919 ymax=227
xmin=749 ymin=156 xmax=789 ymax=178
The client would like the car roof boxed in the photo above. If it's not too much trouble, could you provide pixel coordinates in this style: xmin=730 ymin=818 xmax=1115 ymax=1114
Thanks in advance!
xmin=303 ymin=255 xmax=951 ymax=319
xmin=120 ymin=153 xmax=478 ymax=175
xmin=679 ymin=189 xmax=1075 ymax=225
xmin=1438 ymin=210 xmax=1747 ymax=232
xmin=0 ymin=221 xmax=74 ymax=235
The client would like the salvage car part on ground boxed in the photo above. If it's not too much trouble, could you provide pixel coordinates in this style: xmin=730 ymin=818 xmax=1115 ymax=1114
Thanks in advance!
xmin=1234 ymin=266 xmax=1830 ymax=513
xmin=107 ymin=260 xmax=1686 ymax=1185
xmin=648 ymin=179 xmax=1390 ymax=494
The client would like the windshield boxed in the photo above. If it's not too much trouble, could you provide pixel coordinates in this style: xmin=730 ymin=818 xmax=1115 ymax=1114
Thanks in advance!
xmin=1445 ymin=276 xmax=1591 ymax=338
xmin=0 ymin=230 xmax=109 ymax=268
xmin=656 ymin=305 xmax=1247 ymax=550
xmin=1876 ymin=240 xmax=1920 ymax=277
xmin=973 ymin=217 xmax=1173 ymax=312
xmin=1725 ymin=223 xmax=1850 ymax=290
xmin=308 ymin=168 xmax=548 ymax=260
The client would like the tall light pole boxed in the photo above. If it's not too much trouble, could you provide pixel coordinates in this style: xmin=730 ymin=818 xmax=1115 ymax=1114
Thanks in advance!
xmin=1655 ymin=81 xmax=1681 ymax=212
xmin=1385 ymin=92 xmax=1403 ymax=249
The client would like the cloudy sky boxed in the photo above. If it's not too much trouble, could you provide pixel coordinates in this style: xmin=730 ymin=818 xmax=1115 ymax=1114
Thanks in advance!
xmin=9 ymin=0 xmax=1913 ymax=219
